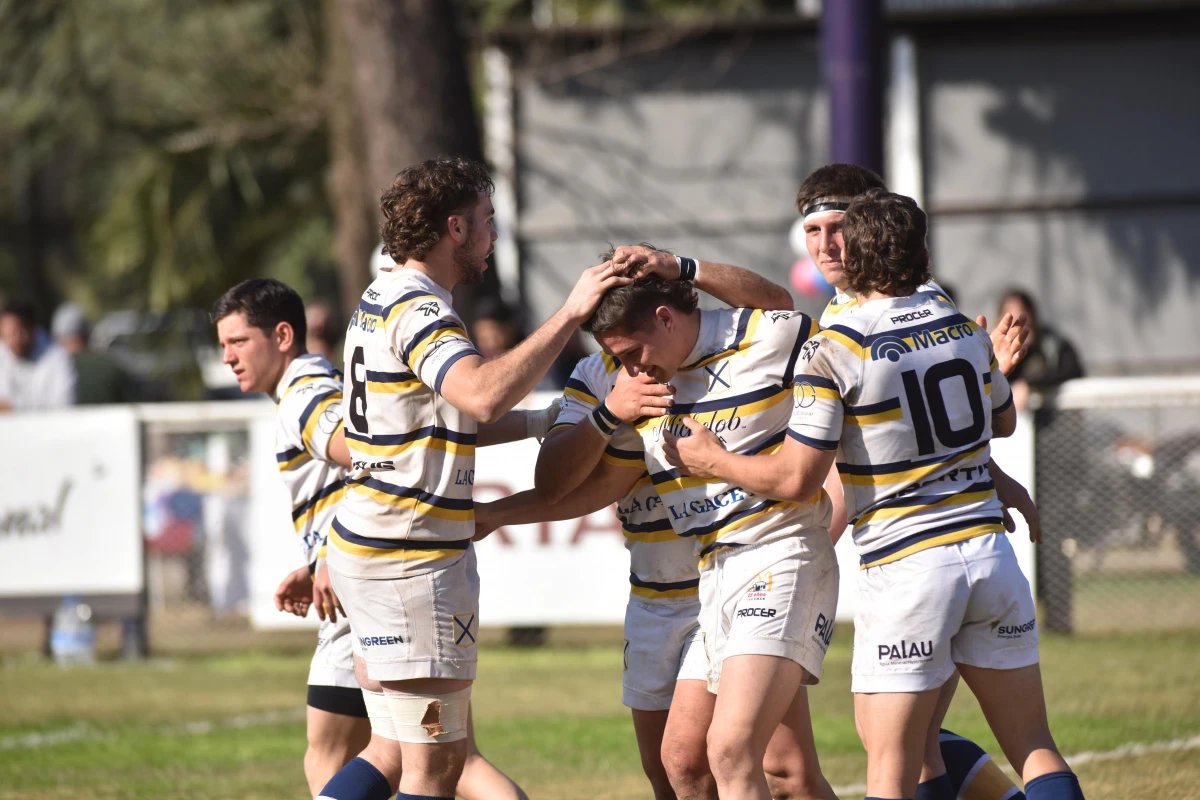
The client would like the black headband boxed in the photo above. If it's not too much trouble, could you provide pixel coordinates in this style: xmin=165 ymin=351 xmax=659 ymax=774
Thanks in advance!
xmin=801 ymin=200 xmax=851 ymax=218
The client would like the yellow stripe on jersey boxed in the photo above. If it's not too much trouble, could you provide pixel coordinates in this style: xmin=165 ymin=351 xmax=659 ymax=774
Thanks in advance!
xmin=328 ymin=526 xmax=470 ymax=561
xmin=859 ymin=522 xmax=1005 ymax=570
xmin=348 ymin=482 xmax=475 ymax=522
xmin=278 ymin=450 xmax=311 ymax=472
xmin=823 ymin=297 xmax=858 ymax=317
xmin=301 ymin=392 xmax=342 ymax=453
xmin=408 ymin=324 xmax=471 ymax=366
xmin=564 ymin=385 xmax=598 ymax=405
xmin=602 ymin=449 xmax=645 ymax=469
xmin=636 ymin=386 xmax=792 ymax=438
xmin=630 ymin=583 xmax=700 ymax=600
xmin=685 ymin=309 xmax=764 ymax=371
xmin=383 ymin=293 xmax=440 ymax=326
xmin=844 ymin=407 xmax=904 ymax=425
xmin=855 ymin=487 xmax=996 ymax=525
xmin=292 ymin=485 xmax=348 ymax=533
xmin=839 ymin=443 xmax=989 ymax=486
xmin=368 ymin=376 xmax=421 ymax=394
xmin=346 ymin=432 xmax=476 ymax=458
xmin=283 ymin=375 xmax=325 ymax=398
xmin=600 ymin=352 xmax=621 ymax=374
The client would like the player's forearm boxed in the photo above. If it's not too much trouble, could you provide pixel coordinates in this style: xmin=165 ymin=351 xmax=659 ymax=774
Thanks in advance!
xmin=694 ymin=261 xmax=794 ymax=311
xmin=476 ymin=410 xmax=529 ymax=447
xmin=466 ymin=309 xmax=576 ymax=423
xmin=534 ymin=422 xmax=610 ymax=503
xmin=707 ymin=447 xmax=829 ymax=505
xmin=488 ymin=482 xmax=615 ymax=529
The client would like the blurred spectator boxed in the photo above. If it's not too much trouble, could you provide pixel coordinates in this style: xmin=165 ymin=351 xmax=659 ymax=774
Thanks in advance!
xmin=471 ymin=295 xmax=521 ymax=359
xmin=305 ymin=300 xmax=342 ymax=365
xmin=0 ymin=300 xmax=76 ymax=411
xmin=997 ymin=289 xmax=1084 ymax=411
xmin=52 ymin=303 xmax=137 ymax=405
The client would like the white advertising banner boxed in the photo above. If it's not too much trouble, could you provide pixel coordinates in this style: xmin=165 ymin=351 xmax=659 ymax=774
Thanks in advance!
xmin=0 ymin=407 xmax=142 ymax=597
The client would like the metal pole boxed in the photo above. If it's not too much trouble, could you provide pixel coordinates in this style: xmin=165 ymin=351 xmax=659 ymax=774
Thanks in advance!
xmin=822 ymin=0 xmax=885 ymax=173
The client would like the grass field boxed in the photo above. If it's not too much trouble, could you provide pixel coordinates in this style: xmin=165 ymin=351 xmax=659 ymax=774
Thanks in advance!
xmin=1 ymin=629 xmax=1198 ymax=799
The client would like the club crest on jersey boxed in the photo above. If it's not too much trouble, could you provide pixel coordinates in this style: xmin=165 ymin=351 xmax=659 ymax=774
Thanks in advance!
xmin=869 ymin=335 xmax=912 ymax=363
xmin=705 ymin=361 xmax=733 ymax=394
xmin=768 ymin=311 xmax=794 ymax=323
xmin=417 ymin=301 xmax=441 ymax=317
xmin=745 ymin=571 xmax=773 ymax=602
xmin=794 ymin=381 xmax=818 ymax=409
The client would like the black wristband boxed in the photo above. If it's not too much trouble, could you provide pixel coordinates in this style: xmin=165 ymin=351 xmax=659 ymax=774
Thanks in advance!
xmin=676 ymin=255 xmax=698 ymax=282
xmin=589 ymin=403 xmax=620 ymax=437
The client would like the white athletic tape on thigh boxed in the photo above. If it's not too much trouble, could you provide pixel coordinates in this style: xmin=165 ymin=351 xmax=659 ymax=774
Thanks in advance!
xmin=360 ymin=689 xmax=398 ymax=741
xmin=385 ymin=686 xmax=472 ymax=744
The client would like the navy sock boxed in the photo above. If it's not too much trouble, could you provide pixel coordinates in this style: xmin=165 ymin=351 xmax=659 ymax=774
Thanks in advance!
xmin=395 ymin=794 xmax=454 ymax=800
xmin=1024 ymin=771 xmax=1084 ymax=800
xmin=913 ymin=772 xmax=954 ymax=800
xmin=317 ymin=757 xmax=392 ymax=800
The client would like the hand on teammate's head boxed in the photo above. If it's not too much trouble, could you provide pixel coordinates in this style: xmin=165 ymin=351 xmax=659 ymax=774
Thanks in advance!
xmin=606 ymin=369 xmax=674 ymax=423
xmin=562 ymin=261 xmax=635 ymax=324
xmin=611 ymin=245 xmax=678 ymax=282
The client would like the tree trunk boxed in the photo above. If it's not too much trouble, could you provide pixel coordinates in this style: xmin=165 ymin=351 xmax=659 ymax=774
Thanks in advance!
xmin=335 ymin=0 xmax=483 ymax=216
xmin=324 ymin=0 xmax=377 ymax=321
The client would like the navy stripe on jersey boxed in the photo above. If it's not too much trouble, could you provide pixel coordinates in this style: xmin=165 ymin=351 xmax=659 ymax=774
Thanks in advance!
xmin=345 ymin=426 xmax=477 ymax=447
xmin=793 ymin=373 xmax=838 ymax=391
xmin=982 ymin=370 xmax=993 ymax=386
xmin=859 ymin=516 xmax=1005 ymax=566
xmin=836 ymin=440 xmax=987 ymax=476
xmin=564 ymin=376 xmax=596 ymax=399
xmin=356 ymin=290 xmax=433 ymax=322
xmin=845 ymin=397 xmax=902 ymax=416
xmin=605 ymin=444 xmax=644 ymax=461
xmin=668 ymin=384 xmax=785 ymax=416
xmin=787 ymin=429 xmax=840 ymax=451
xmin=277 ymin=445 xmax=306 ymax=464
xmin=851 ymin=480 xmax=995 ymax=524
xmin=628 ymin=573 xmax=700 ymax=592
xmin=783 ymin=326 xmax=808 ymax=387
xmin=287 ymin=367 xmax=341 ymax=389
xmin=298 ymin=389 xmax=340 ymax=434
xmin=366 ymin=369 xmax=416 ymax=383
xmin=648 ymin=429 xmax=788 ymax=487
xmin=348 ymin=477 xmax=475 ymax=510
xmin=331 ymin=517 xmax=472 ymax=551
xmin=683 ymin=498 xmax=785 ymax=542
xmin=993 ymin=392 xmax=1014 ymax=415
xmin=622 ymin=517 xmax=675 ymax=534
xmin=434 ymin=348 xmax=480 ymax=394
xmin=825 ymin=312 xmax=974 ymax=348
xmin=682 ymin=308 xmax=753 ymax=370
xmin=292 ymin=479 xmax=347 ymax=521
xmin=402 ymin=319 xmax=466 ymax=365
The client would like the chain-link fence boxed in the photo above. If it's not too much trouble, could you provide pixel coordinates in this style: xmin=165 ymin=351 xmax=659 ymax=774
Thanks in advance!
xmin=1034 ymin=378 xmax=1200 ymax=634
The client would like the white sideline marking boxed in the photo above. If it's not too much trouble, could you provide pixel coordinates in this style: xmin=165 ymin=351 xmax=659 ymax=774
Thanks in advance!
xmin=0 ymin=708 xmax=306 ymax=751
xmin=830 ymin=734 xmax=1200 ymax=797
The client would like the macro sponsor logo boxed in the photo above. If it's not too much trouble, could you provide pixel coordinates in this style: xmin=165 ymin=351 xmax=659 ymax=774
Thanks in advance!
xmin=991 ymin=618 xmax=1036 ymax=639
xmin=910 ymin=322 xmax=975 ymax=351
xmin=890 ymin=309 xmax=933 ymax=324
xmin=869 ymin=336 xmax=912 ymax=363
xmin=736 ymin=607 xmax=777 ymax=618
xmin=359 ymin=634 xmax=405 ymax=647
xmin=877 ymin=639 xmax=934 ymax=661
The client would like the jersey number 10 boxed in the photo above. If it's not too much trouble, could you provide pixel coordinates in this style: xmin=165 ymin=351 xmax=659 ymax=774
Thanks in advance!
xmin=900 ymin=358 xmax=986 ymax=456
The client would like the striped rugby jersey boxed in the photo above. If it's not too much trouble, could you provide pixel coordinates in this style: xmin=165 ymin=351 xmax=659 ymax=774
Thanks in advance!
xmin=789 ymin=291 xmax=1014 ymax=570
xmin=819 ymin=278 xmax=952 ymax=328
xmin=552 ymin=353 xmax=700 ymax=603
xmin=272 ymin=354 xmax=346 ymax=574
xmin=329 ymin=269 xmax=482 ymax=579
xmin=634 ymin=308 xmax=832 ymax=567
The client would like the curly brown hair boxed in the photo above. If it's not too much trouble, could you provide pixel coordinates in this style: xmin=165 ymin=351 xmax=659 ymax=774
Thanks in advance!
xmin=841 ymin=189 xmax=931 ymax=297
xmin=380 ymin=156 xmax=494 ymax=261
xmin=583 ymin=245 xmax=698 ymax=336
xmin=794 ymin=163 xmax=886 ymax=215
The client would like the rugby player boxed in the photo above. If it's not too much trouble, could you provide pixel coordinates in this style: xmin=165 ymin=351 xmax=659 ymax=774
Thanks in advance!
xmin=475 ymin=247 xmax=811 ymax=800
xmin=318 ymin=156 xmax=630 ymax=800
xmin=665 ymin=190 xmax=1081 ymax=800
xmin=213 ymin=279 xmax=535 ymax=800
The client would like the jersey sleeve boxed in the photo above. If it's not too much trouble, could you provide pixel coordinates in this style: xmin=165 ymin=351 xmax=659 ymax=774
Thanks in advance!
xmin=389 ymin=296 xmax=481 ymax=395
xmin=601 ymin=423 xmax=646 ymax=470
xmin=787 ymin=334 xmax=847 ymax=451
xmin=754 ymin=310 xmax=820 ymax=387
xmin=987 ymin=349 xmax=1015 ymax=416
xmin=550 ymin=356 xmax=606 ymax=435
xmin=280 ymin=376 xmax=344 ymax=461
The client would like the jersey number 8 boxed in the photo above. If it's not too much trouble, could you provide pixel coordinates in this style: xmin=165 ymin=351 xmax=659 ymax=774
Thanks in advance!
xmin=349 ymin=345 xmax=369 ymax=434
xmin=901 ymin=358 xmax=985 ymax=456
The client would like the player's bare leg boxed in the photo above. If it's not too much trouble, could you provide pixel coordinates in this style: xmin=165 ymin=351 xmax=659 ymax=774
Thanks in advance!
xmin=458 ymin=706 xmax=529 ymax=800
xmin=918 ymin=671 xmax=959 ymax=783
xmin=707 ymin=655 xmax=805 ymax=800
xmin=383 ymin=677 xmax=472 ymax=797
xmin=631 ymin=709 xmax=676 ymax=800
xmin=661 ymin=679 xmax=717 ymax=800
xmin=762 ymin=686 xmax=837 ymax=800
xmin=957 ymin=663 xmax=1073 ymax=783
xmin=854 ymin=688 xmax=943 ymax=798
xmin=305 ymin=708 xmax=372 ymax=797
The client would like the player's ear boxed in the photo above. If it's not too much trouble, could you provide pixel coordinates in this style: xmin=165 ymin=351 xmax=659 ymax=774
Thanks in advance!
xmin=655 ymin=306 xmax=673 ymax=332
xmin=446 ymin=213 xmax=467 ymax=244
xmin=275 ymin=321 xmax=296 ymax=353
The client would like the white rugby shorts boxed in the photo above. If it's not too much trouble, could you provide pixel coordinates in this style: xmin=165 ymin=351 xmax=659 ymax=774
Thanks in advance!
xmin=329 ymin=546 xmax=479 ymax=682
xmin=852 ymin=533 xmax=1039 ymax=694
xmin=307 ymin=613 xmax=360 ymax=689
xmin=622 ymin=596 xmax=706 ymax=711
xmin=700 ymin=531 xmax=839 ymax=693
